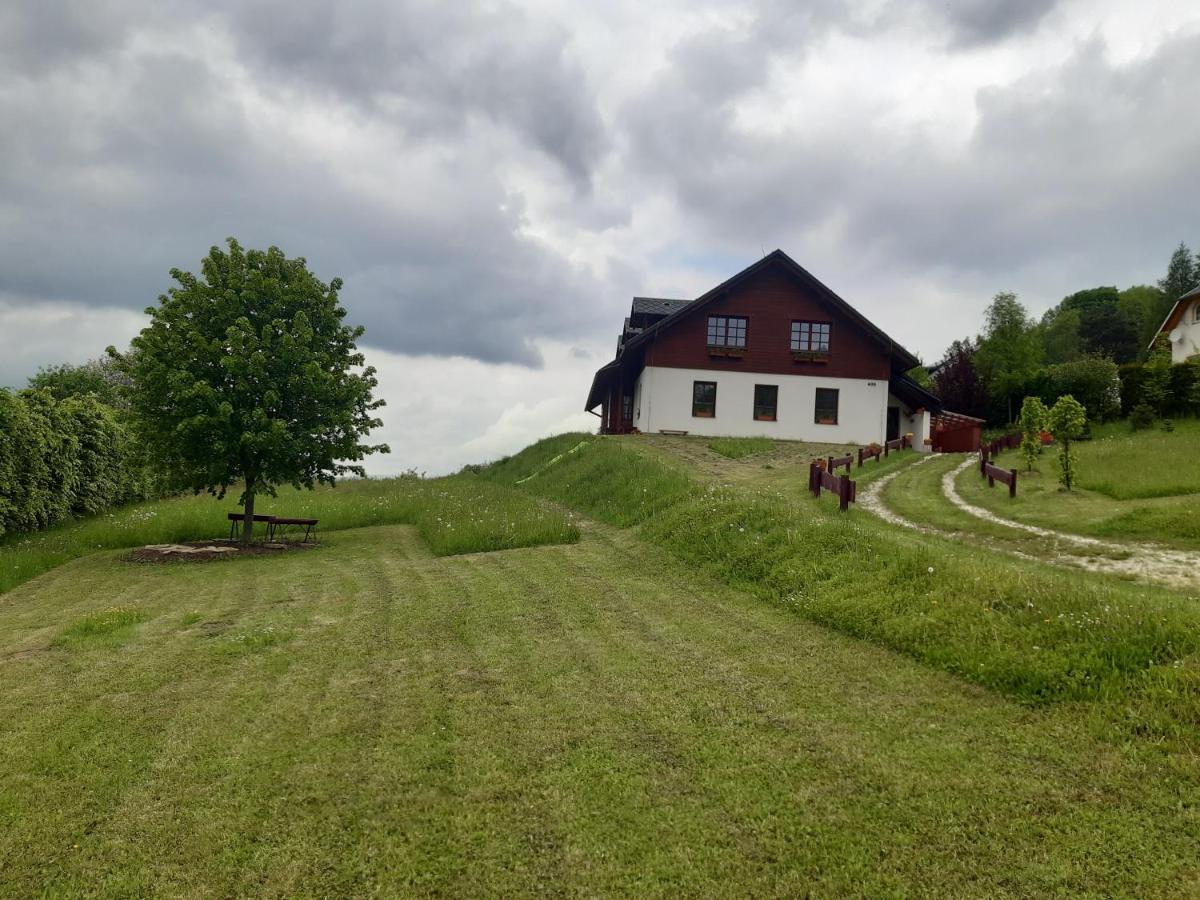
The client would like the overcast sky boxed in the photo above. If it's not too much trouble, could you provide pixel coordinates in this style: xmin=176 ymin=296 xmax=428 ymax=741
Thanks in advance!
xmin=3 ymin=0 xmax=1198 ymax=474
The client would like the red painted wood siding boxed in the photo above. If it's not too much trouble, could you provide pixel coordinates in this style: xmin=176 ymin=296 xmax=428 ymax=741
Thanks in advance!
xmin=642 ymin=267 xmax=892 ymax=380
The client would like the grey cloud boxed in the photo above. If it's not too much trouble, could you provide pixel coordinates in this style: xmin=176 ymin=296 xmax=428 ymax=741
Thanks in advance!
xmin=931 ymin=0 xmax=1059 ymax=47
xmin=210 ymin=0 xmax=609 ymax=187
xmin=0 ymin=1 xmax=618 ymax=371
xmin=620 ymin=21 xmax=1200 ymax=323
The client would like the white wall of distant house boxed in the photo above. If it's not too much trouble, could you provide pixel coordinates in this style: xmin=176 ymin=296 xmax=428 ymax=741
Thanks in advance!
xmin=633 ymin=366 xmax=896 ymax=446
xmin=1166 ymin=299 xmax=1200 ymax=363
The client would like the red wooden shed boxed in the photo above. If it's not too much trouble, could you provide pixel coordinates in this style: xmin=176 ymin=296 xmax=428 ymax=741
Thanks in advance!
xmin=930 ymin=411 xmax=984 ymax=453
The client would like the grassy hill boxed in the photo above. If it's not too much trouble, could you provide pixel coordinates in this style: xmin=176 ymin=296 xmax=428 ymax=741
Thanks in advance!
xmin=1 ymin=434 xmax=1199 ymax=895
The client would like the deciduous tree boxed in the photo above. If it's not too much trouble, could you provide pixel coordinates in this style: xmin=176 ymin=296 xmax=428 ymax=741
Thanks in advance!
xmin=974 ymin=292 xmax=1042 ymax=423
xmin=932 ymin=339 xmax=988 ymax=420
xmin=113 ymin=239 xmax=389 ymax=543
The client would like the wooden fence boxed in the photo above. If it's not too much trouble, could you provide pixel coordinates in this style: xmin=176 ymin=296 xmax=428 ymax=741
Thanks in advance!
xmin=980 ymin=458 xmax=1018 ymax=497
xmin=858 ymin=445 xmax=882 ymax=466
xmin=827 ymin=453 xmax=853 ymax=474
xmin=810 ymin=462 xmax=856 ymax=511
xmin=884 ymin=434 xmax=911 ymax=455
xmin=981 ymin=432 xmax=1021 ymax=459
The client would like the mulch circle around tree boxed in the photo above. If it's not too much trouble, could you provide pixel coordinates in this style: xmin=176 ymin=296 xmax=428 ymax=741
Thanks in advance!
xmin=127 ymin=540 xmax=318 ymax=564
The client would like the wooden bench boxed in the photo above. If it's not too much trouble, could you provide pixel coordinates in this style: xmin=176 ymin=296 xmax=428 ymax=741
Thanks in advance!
xmin=268 ymin=517 xmax=319 ymax=543
xmin=227 ymin=513 xmax=319 ymax=542
xmin=227 ymin=513 xmax=275 ymax=540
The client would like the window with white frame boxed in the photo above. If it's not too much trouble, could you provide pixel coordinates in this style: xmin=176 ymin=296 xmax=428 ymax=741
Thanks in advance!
xmin=706 ymin=315 xmax=747 ymax=349
xmin=791 ymin=321 xmax=831 ymax=353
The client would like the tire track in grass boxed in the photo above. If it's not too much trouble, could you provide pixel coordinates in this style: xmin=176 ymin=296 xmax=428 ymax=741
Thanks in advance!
xmin=941 ymin=457 xmax=1200 ymax=592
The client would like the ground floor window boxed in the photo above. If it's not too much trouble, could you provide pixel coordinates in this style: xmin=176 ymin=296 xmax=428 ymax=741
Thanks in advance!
xmin=622 ymin=395 xmax=633 ymax=421
xmin=692 ymin=381 xmax=717 ymax=417
xmin=814 ymin=387 xmax=839 ymax=425
xmin=753 ymin=384 xmax=778 ymax=421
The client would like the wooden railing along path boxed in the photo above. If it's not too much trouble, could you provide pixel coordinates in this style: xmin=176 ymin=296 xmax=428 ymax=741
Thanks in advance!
xmin=978 ymin=456 xmax=1018 ymax=498
xmin=810 ymin=462 xmax=856 ymax=511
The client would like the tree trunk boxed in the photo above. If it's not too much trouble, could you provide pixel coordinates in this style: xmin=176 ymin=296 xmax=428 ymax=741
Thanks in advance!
xmin=241 ymin=479 xmax=256 ymax=545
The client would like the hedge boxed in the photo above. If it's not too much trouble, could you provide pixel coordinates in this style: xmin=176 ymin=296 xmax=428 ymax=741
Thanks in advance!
xmin=0 ymin=388 xmax=157 ymax=539
xmin=1118 ymin=360 xmax=1200 ymax=417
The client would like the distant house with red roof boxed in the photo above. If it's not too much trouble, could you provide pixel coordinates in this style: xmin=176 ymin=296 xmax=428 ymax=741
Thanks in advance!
xmin=1150 ymin=284 xmax=1200 ymax=362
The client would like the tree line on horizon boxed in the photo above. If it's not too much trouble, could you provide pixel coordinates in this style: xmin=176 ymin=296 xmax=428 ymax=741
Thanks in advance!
xmin=926 ymin=241 xmax=1200 ymax=427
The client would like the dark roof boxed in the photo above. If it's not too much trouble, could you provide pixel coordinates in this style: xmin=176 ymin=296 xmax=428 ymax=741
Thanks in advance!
xmin=618 ymin=250 xmax=921 ymax=369
xmin=588 ymin=249 xmax=927 ymax=411
xmin=1181 ymin=283 xmax=1200 ymax=302
xmin=888 ymin=372 xmax=943 ymax=414
xmin=631 ymin=297 xmax=691 ymax=317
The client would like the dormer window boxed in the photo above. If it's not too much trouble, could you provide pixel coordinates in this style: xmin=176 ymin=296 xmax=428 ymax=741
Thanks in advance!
xmin=707 ymin=315 xmax=747 ymax=349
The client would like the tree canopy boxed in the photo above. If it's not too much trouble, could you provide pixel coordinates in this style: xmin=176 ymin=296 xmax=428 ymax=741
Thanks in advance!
xmin=112 ymin=239 xmax=388 ymax=541
xmin=1158 ymin=242 xmax=1197 ymax=309
xmin=973 ymin=292 xmax=1042 ymax=422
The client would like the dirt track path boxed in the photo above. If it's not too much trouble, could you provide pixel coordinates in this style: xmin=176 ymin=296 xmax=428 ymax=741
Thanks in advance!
xmin=940 ymin=457 xmax=1200 ymax=591
xmin=862 ymin=454 xmax=1200 ymax=593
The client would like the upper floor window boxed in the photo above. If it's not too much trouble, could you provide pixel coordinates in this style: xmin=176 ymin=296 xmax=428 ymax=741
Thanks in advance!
xmin=791 ymin=321 xmax=831 ymax=353
xmin=1194 ymin=302 xmax=1200 ymax=323
xmin=707 ymin=315 xmax=747 ymax=349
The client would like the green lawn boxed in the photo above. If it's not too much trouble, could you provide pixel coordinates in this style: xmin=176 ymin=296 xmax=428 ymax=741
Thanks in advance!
xmin=0 ymin=475 xmax=579 ymax=595
xmin=5 ymin=434 xmax=1200 ymax=894
xmin=960 ymin=426 xmax=1200 ymax=551
xmin=1076 ymin=419 xmax=1200 ymax=499
xmin=707 ymin=435 xmax=774 ymax=458
xmin=3 ymin=523 xmax=1199 ymax=896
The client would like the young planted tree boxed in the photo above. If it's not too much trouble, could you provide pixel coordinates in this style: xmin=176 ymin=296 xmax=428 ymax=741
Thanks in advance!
xmin=1017 ymin=396 xmax=1047 ymax=472
xmin=112 ymin=239 xmax=388 ymax=542
xmin=1046 ymin=395 xmax=1087 ymax=491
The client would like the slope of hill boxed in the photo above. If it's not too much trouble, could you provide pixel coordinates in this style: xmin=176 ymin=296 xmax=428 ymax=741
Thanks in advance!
xmin=1 ymin=433 xmax=1198 ymax=895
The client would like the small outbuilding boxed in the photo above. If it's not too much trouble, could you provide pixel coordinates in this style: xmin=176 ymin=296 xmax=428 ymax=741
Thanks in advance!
xmin=930 ymin=411 xmax=984 ymax=453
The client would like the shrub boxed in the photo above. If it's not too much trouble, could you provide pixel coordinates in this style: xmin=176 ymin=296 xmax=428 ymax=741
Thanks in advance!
xmin=1040 ymin=357 xmax=1120 ymax=421
xmin=1129 ymin=403 xmax=1156 ymax=431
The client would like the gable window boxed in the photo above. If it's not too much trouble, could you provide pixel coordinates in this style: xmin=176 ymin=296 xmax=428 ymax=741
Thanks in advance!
xmin=814 ymin=388 xmax=839 ymax=425
xmin=791 ymin=321 xmax=831 ymax=354
xmin=707 ymin=315 xmax=747 ymax=349
xmin=753 ymin=385 xmax=778 ymax=421
xmin=692 ymin=381 xmax=717 ymax=417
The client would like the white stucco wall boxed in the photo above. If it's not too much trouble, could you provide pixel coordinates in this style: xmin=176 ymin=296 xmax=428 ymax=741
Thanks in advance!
xmin=634 ymin=366 xmax=890 ymax=445
xmin=1166 ymin=298 xmax=1200 ymax=363
xmin=888 ymin=392 xmax=933 ymax=453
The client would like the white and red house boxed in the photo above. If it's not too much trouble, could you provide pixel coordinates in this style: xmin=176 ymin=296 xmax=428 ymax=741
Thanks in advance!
xmin=1150 ymin=283 xmax=1200 ymax=362
xmin=585 ymin=250 xmax=943 ymax=449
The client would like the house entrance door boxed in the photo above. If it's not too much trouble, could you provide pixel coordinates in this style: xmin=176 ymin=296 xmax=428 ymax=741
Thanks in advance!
xmin=886 ymin=406 xmax=901 ymax=442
